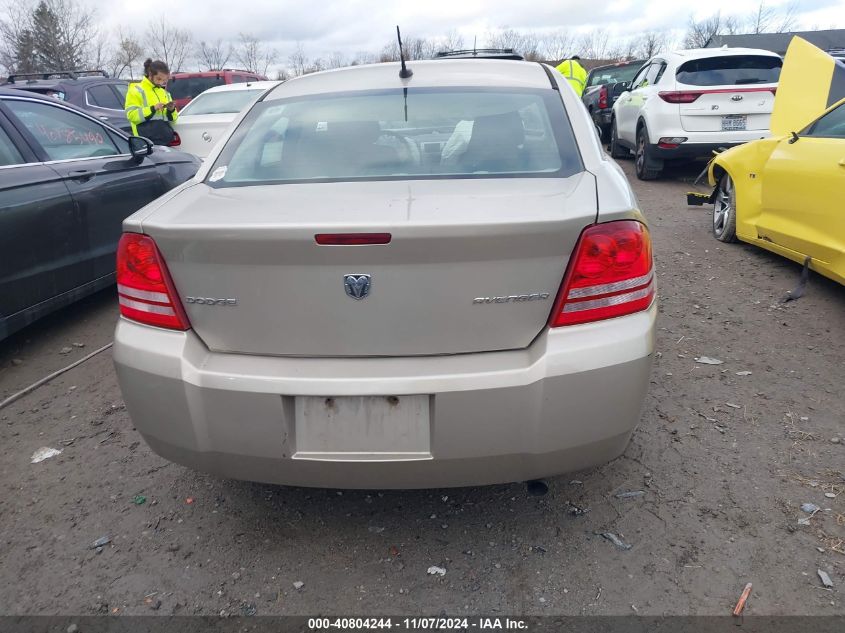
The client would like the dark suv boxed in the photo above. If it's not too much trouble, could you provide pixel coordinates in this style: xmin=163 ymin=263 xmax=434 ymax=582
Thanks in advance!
xmin=1 ymin=70 xmax=131 ymax=134
xmin=168 ymin=69 xmax=268 ymax=110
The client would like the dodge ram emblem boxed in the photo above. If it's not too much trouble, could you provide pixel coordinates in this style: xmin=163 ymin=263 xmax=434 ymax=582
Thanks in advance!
xmin=344 ymin=274 xmax=371 ymax=300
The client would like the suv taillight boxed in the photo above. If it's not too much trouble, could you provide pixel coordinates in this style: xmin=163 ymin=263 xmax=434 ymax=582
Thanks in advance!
xmin=658 ymin=91 xmax=702 ymax=104
xmin=598 ymin=85 xmax=608 ymax=109
xmin=169 ymin=131 xmax=181 ymax=147
xmin=116 ymin=233 xmax=190 ymax=330
xmin=550 ymin=221 xmax=654 ymax=327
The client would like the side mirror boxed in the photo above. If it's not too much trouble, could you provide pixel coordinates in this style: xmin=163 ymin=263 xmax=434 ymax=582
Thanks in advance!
xmin=610 ymin=82 xmax=629 ymax=97
xmin=129 ymin=136 xmax=153 ymax=163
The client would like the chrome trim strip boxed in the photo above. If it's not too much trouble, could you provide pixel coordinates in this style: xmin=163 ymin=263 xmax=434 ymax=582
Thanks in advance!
xmin=567 ymin=271 xmax=654 ymax=299
xmin=117 ymin=284 xmax=169 ymax=304
xmin=563 ymin=283 xmax=654 ymax=313
xmin=118 ymin=296 xmax=175 ymax=316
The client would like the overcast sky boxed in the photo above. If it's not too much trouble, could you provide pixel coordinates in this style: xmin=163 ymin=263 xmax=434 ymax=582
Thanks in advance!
xmin=98 ymin=0 xmax=843 ymax=67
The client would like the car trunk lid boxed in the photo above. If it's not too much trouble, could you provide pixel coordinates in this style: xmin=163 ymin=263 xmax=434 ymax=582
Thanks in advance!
xmin=175 ymin=113 xmax=237 ymax=157
xmin=141 ymin=175 xmax=597 ymax=357
xmin=676 ymin=85 xmax=777 ymax=132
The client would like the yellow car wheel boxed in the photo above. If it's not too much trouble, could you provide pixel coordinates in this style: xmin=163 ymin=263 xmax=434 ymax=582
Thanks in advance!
xmin=713 ymin=173 xmax=738 ymax=243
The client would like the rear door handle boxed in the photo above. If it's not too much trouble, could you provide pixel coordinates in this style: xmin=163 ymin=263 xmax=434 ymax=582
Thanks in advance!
xmin=838 ymin=158 xmax=845 ymax=167
xmin=68 ymin=169 xmax=95 ymax=182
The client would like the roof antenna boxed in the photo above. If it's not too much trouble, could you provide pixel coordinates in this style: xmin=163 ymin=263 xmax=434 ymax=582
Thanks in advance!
xmin=473 ymin=36 xmax=477 ymax=57
xmin=397 ymin=26 xmax=413 ymax=79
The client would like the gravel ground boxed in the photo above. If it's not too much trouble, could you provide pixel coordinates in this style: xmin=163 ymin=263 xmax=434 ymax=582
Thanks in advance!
xmin=0 ymin=160 xmax=842 ymax=616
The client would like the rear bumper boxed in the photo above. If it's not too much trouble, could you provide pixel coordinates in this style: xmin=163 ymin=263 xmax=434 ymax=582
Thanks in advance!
xmin=650 ymin=141 xmax=744 ymax=160
xmin=648 ymin=128 xmax=770 ymax=161
xmin=113 ymin=303 xmax=656 ymax=488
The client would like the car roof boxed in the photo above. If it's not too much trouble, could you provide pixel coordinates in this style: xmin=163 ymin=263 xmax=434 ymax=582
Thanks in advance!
xmin=265 ymin=60 xmax=552 ymax=100
xmin=663 ymin=47 xmax=783 ymax=62
xmin=197 ymin=80 xmax=282 ymax=94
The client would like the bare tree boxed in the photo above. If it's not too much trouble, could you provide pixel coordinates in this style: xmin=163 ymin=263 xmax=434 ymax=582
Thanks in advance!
xmin=439 ymin=28 xmax=464 ymax=52
xmin=1 ymin=0 xmax=98 ymax=73
xmin=578 ymin=28 xmax=611 ymax=60
xmin=486 ymin=28 xmax=541 ymax=60
xmin=774 ymin=1 xmax=800 ymax=33
xmin=232 ymin=33 xmax=277 ymax=76
xmin=683 ymin=11 xmax=723 ymax=49
xmin=287 ymin=41 xmax=309 ymax=76
xmin=145 ymin=16 xmax=193 ymax=72
xmin=748 ymin=1 xmax=778 ymax=34
xmin=108 ymin=28 xmax=143 ymax=78
xmin=0 ymin=2 xmax=34 ymax=73
xmin=325 ymin=51 xmax=346 ymax=69
xmin=542 ymin=30 xmax=574 ymax=62
xmin=635 ymin=31 xmax=671 ymax=59
xmin=197 ymin=38 xmax=231 ymax=71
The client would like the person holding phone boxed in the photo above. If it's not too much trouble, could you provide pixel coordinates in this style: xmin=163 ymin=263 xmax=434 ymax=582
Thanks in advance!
xmin=125 ymin=58 xmax=179 ymax=145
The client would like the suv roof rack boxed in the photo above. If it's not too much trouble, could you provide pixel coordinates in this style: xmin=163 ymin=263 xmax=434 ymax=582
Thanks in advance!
xmin=6 ymin=69 xmax=109 ymax=83
xmin=433 ymin=48 xmax=525 ymax=61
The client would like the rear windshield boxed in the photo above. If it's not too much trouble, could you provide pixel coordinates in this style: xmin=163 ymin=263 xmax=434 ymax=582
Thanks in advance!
xmin=587 ymin=63 xmax=644 ymax=87
xmin=169 ymin=76 xmax=226 ymax=100
xmin=676 ymin=55 xmax=782 ymax=86
xmin=207 ymin=87 xmax=582 ymax=186
xmin=180 ymin=89 xmax=265 ymax=115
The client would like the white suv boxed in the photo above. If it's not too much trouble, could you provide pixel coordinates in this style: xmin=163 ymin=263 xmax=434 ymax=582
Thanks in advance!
xmin=609 ymin=47 xmax=782 ymax=179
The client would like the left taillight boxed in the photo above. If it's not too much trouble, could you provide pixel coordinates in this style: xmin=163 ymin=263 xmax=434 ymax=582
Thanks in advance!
xmin=169 ymin=131 xmax=181 ymax=147
xmin=116 ymin=233 xmax=190 ymax=330
xmin=550 ymin=220 xmax=655 ymax=327
xmin=598 ymin=85 xmax=608 ymax=109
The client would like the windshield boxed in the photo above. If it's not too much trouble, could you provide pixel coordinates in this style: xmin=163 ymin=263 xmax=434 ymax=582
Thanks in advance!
xmin=587 ymin=63 xmax=644 ymax=87
xmin=207 ymin=87 xmax=582 ymax=186
xmin=180 ymin=89 xmax=265 ymax=115
xmin=676 ymin=55 xmax=782 ymax=86
xmin=169 ymin=76 xmax=226 ymax=100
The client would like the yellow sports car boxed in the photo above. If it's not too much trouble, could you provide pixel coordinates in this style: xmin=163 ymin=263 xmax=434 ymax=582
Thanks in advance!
xmin=697 ymin=37 xmax=845 ymax=285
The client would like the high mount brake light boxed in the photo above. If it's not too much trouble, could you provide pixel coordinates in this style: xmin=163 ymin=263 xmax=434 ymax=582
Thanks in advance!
xmin=116 ymin=233 xmax=190 ymax=330
xmin=550 ymin=220 xmax=655 ymax=327
xmin=315 ymin=233 xmax=392 ymax=245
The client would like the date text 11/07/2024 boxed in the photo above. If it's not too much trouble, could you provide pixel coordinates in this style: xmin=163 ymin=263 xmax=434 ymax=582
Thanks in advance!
xmin=308 ymin=618 xmax=529 ymax=630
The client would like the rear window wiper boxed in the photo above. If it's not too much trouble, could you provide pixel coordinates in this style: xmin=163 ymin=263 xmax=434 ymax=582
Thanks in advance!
xmin=734 ymin=78 xmax=767 ymax=84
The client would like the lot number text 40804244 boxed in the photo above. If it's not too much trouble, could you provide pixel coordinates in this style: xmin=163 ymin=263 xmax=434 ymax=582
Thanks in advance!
xmin=308 ymin=618 xmax=529 ymax=630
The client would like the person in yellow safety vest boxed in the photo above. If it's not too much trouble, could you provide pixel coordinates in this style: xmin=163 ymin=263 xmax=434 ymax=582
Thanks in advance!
xmin=555 ymin=55 xmax=588 ymax=97
xmin=125 ymin=58 xmax=179 ymax=145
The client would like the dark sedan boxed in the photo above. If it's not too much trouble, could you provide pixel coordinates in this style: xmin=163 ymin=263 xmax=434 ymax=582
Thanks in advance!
xmin=0 ymin=88 xmax=200 ymax=340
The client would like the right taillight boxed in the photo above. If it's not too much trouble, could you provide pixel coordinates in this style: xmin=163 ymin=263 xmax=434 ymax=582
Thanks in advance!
xmin=116 ymin=233 xmax=190 ymax=330
xmin=550 ymin=220 xmax=654 ymax=327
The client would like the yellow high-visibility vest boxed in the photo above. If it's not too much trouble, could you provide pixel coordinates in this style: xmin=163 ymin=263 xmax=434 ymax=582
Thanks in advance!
xmin=124 ymin=76 xmax=179 ymax=136
xmin=555 ymin=59 xmax=588 ymax=97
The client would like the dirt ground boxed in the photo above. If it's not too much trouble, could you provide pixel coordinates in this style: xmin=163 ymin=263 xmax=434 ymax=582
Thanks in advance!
xmin=0 ymin=160 xmax=842 ymax=617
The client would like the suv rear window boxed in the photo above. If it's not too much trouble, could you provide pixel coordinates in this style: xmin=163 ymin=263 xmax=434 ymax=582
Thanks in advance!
xmin=676 ymin=55 xmax=782 ymax=86
xmin=169 ymin=76 xmax=226 ymax=100
xmin=207 ymin=88 xmax=582 ymax=186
